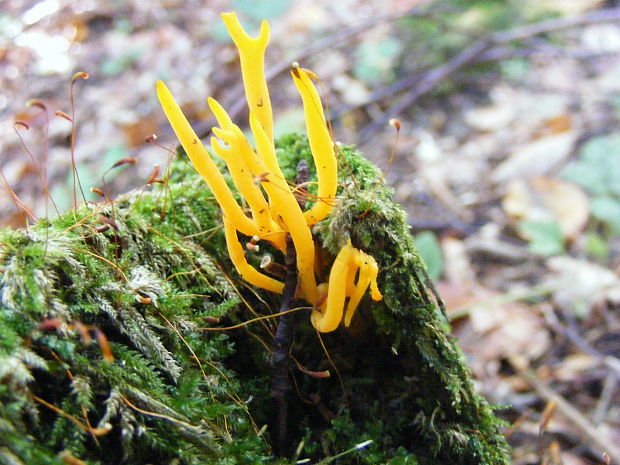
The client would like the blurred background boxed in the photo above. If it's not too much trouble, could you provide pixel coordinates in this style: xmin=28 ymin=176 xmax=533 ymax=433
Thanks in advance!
xmin=1 ymin=0 xmax=620 ymax=463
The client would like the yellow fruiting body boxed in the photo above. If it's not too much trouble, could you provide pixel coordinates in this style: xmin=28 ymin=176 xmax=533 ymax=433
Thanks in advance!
xmin=311 ymin=241 xmax=355 ymax=333
xmin=251 ymin=114 xmax=319 ymax=304
xmin=156 ymin=81 xmax=259 ymax=238
xmin=157 ymin=11 xmax=382 ymax=332
xmin=311 ymin=240 xmax=382 ymax=332
xmin=291 ymin=65 xmax=338 ymax=226
xmin=345 ymin=253 xmax=382 ymax=327
xmin=223 ymin=217 xmax=284 ymax=294
xmin=221 ymin=12 xmax=274 ymax=141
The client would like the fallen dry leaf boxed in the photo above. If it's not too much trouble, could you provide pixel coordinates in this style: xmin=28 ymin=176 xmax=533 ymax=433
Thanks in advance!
xmin=438 ymin=237 xmax=551 ymax=367
xmin=464 ymin=102 xmax=517 ymax=132
xmin=534 ymin=114 xmax=573 ymax=137
xmin=531 ymin=177 xmax=589 ymax=240
xmin=469 ymin=299 xmax=551 ymax=366
xmin=549 ymin=354 xmax=599 ymax=382
xmin=544 ymin=256 xmax=620 ymax=316
xmin=502 ymin=176 xmax=590 ymax=241
xmin=492 ymin=132 xmax=576 ymax=184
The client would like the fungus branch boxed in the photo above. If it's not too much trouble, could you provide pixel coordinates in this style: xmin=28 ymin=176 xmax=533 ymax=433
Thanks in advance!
xmin=156 ymin=11 xmax=382 ymax=334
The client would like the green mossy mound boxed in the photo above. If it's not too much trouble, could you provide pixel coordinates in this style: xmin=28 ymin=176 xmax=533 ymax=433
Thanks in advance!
xmin=0 ymin=134 xmax=510 ymax=464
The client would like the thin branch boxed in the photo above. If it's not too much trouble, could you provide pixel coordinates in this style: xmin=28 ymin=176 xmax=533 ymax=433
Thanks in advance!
xmin=357 ymin=7 xmax=620 ymax=141
xmin=475 ymin=45 xmax=620 ymax=63
xmin=269 ymin=160 xmax=311 ymax=457
xmin=517 ymin=368 xmax=620 ymax=464
xmin=593 ymin=371 xmax=617 ymax=426
xmin=542 ymin=306 xmax=620 ymax=378
xmin=269 ymin=233 xmax=299 ymax=457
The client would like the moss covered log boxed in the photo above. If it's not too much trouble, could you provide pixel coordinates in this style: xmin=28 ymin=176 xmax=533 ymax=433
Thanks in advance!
xmin=0 ymin=134 xmax=510 ymax=464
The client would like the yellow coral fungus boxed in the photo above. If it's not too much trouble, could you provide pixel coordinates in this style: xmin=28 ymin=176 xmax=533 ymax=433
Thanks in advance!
xmin=156 ymin=12 xmax=382 ymax=332
xmin=223 ymin=217 xmax=284 ymax=294
xmin=221 ymin=12 xmax=274 ymax=141
xmin=156 ymin=81 xmax=259 ymax=238
xmin=251 ymin=114 xmax=319 ymax=304
xmin=311 ymin=240 xmax=382 ymax=332
xmin=291 ymin=64 xmax=338 ymax=226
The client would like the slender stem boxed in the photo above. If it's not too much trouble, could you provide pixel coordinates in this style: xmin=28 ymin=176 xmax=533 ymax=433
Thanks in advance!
xmin=269 ymin=161 xmax=309 ymax=456
xmin=269 ymin=234 xmax=298 ymax=456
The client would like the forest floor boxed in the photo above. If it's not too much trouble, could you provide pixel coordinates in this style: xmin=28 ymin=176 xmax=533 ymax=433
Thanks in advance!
xmin=1 ymin=1 xmax=619 ymax=463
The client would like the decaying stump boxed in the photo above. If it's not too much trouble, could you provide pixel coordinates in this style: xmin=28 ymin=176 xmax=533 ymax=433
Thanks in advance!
xmin=0 ymin=135 xmax=510 ymax=464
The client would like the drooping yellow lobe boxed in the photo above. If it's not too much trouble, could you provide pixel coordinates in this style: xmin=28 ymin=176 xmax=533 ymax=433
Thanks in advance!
xmin=311 ymin=240 xmax=383 ymax=332
xmin=223 ymin=217 xmax=284 ymax=294
xmin=311 ymin=241 xmax=355 ymax=333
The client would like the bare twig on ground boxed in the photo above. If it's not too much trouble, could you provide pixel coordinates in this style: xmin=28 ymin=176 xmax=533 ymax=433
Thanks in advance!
xmin=542 ymin=306 xmax=620 ymax=378
xmin=516 ymin=367 xmax=620 ymax=463
xmin=477 ymin=44 xmax=620 ymax=62
xmin=355 ymin=7 xmax=620 ymax=141
xmin=593 ymin=371 xmax=618 ymax=426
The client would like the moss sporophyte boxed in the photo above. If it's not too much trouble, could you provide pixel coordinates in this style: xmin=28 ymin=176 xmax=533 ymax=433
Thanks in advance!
xmin=156 ymin=12 xmax=382 ymax=333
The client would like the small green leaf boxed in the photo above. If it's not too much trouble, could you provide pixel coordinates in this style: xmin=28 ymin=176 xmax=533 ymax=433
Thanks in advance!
xmin=354 ymin=37 xmax=402 ymax=84
xmin=518 ymin=220 xmax=564 ymax=256
xmin=500 ymin=58 xmax=530 ymax=81
xmin=232 ymin=0 xmax=289 ymax=21
xmin=414 ymin=231 xmax=443 ymax=281
xmin=585 ymin=232 xmax=609 ymax=260
xmin=590 ymin=196 xmax=620 ymax=235
xmin=562 ymin=133 xmax=620 ymax=197
xmin=100 ymin=51 xmax=142 ymax=77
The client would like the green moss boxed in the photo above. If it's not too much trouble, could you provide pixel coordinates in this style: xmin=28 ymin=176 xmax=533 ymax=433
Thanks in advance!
xmin=0 ymin=134 xmax=509 ymax=464
xmin=276 ymin=136 xmax=510 ymax=464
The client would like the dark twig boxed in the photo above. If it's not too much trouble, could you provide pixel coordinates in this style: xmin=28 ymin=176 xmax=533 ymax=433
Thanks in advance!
xmin=269 ymin=160 xmax=311 ymax=456
xmin=516 ymin=367 xmax=620 ymax=463
xmin=269 ymin=234 xmax=298 ymax=457
xmin=542 ymin=307 xmax=620 ymax=378
xmin=593 ymin=371 xmax=617 ymax=426
xmin=356 ymin=7 xmax=620 ymax=142
xmin=475 ymin=44 xmax=620 ymax=63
